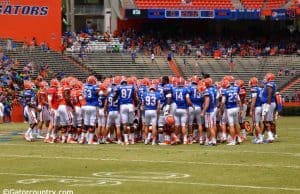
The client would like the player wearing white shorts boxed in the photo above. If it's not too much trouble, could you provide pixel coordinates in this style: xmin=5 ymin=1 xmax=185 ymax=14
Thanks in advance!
xmin=261 ymin=73 xmax=277 ymax=143
xmin=23 ymin=81 xmax=37 ymax=142
xmin=142 ymin=85 xmax=161 ymax=145
xmin=220 ymin=79 xmax=242 ymax=145
xmin=187 ymin=77 xmax=203 ymax=144
xmin=105 ymin=87 xmax=122 ymax=144
xmin=36 ymin=81 xmax=50 ymax=139
xmin=172 ymin=77 xmax=191 ymax=145
xmin=249 ymin=77 xmax=263 ymax=144
xmin=115 ymin=77 xmax=138 ymax=145
xmin=201 ymin=78 xmax=217 ymax=146
xmin=81 ymin=76 xmax=99 ymax=144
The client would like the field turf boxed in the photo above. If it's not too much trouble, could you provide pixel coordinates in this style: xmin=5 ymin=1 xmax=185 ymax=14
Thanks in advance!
xmin=0 ymin=117 xmax=299 ymax=194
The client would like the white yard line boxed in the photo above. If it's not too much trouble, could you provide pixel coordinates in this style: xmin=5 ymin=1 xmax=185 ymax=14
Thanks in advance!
xmin=0 ymin=154 xmax=299 ymax=169
xmin=0 ymin=172 xmax=299 ymax=191
xmin=0 ymin=143 xmax=299 ymax=157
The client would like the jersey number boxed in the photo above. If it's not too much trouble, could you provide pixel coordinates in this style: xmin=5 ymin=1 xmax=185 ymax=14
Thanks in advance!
xmin=145 ymin=96 xmax=156 ymax=106
xmin=121 ymin=88 xmax=132 ymax=99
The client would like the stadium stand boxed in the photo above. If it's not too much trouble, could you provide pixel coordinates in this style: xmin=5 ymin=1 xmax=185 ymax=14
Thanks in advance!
xmin=0 ymin=39 xmax=90 ymax=81
xmin=241 ymin=0 xmax=264 ymax=9
xmin=280 ymin=77 xmax=300 ymax=101
xmin=173 ymin=55 xmax=300 ymax=91
xmin=66 ymin=52 xmax=175 ymax=78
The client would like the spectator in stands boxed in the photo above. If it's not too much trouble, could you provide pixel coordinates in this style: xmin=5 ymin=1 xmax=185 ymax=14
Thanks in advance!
xmin=290 ymin=67 xmax=296 ymax=76
xmin=285 ymin=95 xmax=290 ymax=102
xmin=167 ymin=51 xmax=172 ymax=61
xmin=285 ymin=67 xmax=290 ymax=76
xmin=151 ymin=53 xmax=155 ymax=63
xmin=3 ymin=100 xmax=11 ymax=123
xmin=229 ymin=58 xmax=234 ymax=72
xmin=278 ymin=68 xmax=283 ymax=76
xmin=0 ymin=99 xmax=3 ymax=124
xmin=131 ymin=49 xmax=137 ymax=64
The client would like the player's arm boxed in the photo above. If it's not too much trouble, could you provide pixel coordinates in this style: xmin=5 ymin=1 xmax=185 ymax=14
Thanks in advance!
xmin=220 ymin=94 xmax=226 ymax=116
xmin=113 ymin=89 xmax=119 ymax=102
xmin=186 ymin=93 xmax=193 ymax=107
xmin=47 ymin=93 xmax=53 ymax=109
xmin=200 ymin=95 xmax=209 ymax=117
xmin=104 ymin=98 xmax=108 ymax=116
xmin=250 ymin=92 xmax=257 ymax=117
xmin=237 ymin=94 xmax=242 ymax=116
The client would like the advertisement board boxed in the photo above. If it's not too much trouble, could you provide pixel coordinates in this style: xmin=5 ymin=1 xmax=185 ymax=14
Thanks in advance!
xmin=0 ymin=0 xmax=62 ymax=51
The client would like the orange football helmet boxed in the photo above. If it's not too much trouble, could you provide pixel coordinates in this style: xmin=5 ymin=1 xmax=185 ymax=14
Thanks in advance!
xmin=86 ymin=75 xmax=97 ymax=85
xmin=24 ymin=81 xmax=32 ymax=90
xmin=249 ymin=77 xmax=258 ymax=87
xmin=50 ymin=79 xmax=59 ymax=88
xmin=204 ymin=78 xmax=213 ymax=88
xmin=265 ymin=73 xmax=275 ymax=82
xmin=165 ymin=115 xmax=175 ymax=126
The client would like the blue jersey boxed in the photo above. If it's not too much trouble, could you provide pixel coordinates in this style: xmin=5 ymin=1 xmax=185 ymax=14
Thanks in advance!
xmin=98 ymin=95 xmax=106 ymax=108
xmin=212 ymin=86 xmax=218 ymax=107
xmin=250 ymin=86 xmax=262 ymax=107
xmin=138 ymin=85 xmax=148 ymax=100
xmin=172 ymin=86 xmax=189 ymax=109
xmin=143 ymin=91 xmax=160 ymax=110
xmin=157 ymin=84 xmax=173 ymax=105
xmin=223 ymin=87 xmax=239 ymax=109
xmin=203 ymin=87 xmax=215 ymax=113
xmin=117 ymin=85 xmax=135 ymax=105
xmin=188 ymin=84 xmax=202 ymax=107
xmin=84 ymin=84 xmax=99 ymax=106
xmin=23 ymin=89 xmax=36 ymax=107
xmin=261 ymin=81 xmax=276 ymax=104
xmin=232 ymin=85 xmax=240 ymax=93
xmin=107 ymin=92 xmax=119 ymax=112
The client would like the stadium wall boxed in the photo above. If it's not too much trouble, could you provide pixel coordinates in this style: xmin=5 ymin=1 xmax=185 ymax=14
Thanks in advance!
xmin=0 ymin=0 xmax=62 ymax=51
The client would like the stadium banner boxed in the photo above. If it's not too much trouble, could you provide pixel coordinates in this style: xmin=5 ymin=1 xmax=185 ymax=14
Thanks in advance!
xmin=214 ymin=9 xmax=232 ymax=19
xmin=125 ymin=9 xmax=148 ymax=19
xmin=148 ymin=9 xmax=165 ymax=19
xmin=271 ymin=9 xmax=286 ymax=20
xmin=234 ymin=9 xmax=261 ymax=19
xmin=0 ymin=0 xmax=62 ymax=51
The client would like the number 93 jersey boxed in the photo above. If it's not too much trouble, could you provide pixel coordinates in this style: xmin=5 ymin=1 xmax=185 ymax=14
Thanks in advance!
xmin=172 ymin=87 xmax=189 ymax=109
xmin=142 ymin=91 xmax=160 ymax=110
xmin=117 ymin=85 xmax=135 ymax=105
xmin=84 ymin=84 xmax=99 ymax=106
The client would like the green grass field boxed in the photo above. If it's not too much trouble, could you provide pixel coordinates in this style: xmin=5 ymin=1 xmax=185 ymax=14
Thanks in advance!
xmin=0 ymin=117 xmax=299 ymax=194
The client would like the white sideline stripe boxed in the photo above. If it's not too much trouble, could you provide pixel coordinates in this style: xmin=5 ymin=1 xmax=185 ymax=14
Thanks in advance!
xmin=0 ymin=143 xmax=299 ymax=157
xmin=0 ymin=172 xmax=300 ymax=191
xmin=0 ymin=154 xmax=299 ymax=169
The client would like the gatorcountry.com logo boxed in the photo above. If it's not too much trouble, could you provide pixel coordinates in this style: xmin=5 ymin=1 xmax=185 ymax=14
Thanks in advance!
xmin=271 ymin=11 xmax=285 ymax=17
xmin=0 ymin=0 xmax=49 ymax=16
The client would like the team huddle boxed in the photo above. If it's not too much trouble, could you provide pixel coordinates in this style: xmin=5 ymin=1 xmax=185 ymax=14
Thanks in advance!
xmin=22 ymin=72 xmax=281 ymax=146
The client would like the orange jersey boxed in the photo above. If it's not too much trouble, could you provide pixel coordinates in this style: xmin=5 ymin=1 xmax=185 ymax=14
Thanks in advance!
xmin=38 ymin=88 xmax=48 ymax=106
xmin=58 ymin=87 xmax=72 ymax=106
xmin=71 ymin=89 xmax=83 ymax=107
xmin=47 ymin=87 xmax=59 ymax=110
